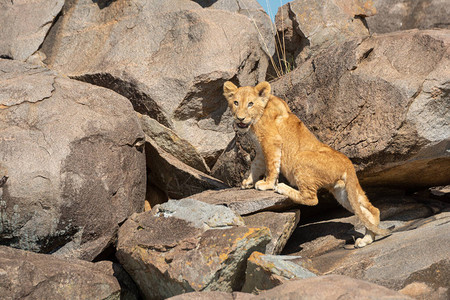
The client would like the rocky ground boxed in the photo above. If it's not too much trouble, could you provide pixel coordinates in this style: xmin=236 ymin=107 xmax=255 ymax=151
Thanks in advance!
xmin=0 ymin=0 xmax=449 ymax=299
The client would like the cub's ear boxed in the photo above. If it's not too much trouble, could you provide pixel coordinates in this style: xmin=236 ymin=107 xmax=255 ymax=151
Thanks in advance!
xmin=255 ymin=81 xmax=271 ymax=102
xmin=223 ymin=81 xmax=238 ymax=101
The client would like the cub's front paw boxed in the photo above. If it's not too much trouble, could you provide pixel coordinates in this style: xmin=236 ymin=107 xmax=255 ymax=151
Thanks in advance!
xmin=241 ymin=178 xmax=254 ymax=189
xmin=255 ymin=180 xmax=275 ymax=191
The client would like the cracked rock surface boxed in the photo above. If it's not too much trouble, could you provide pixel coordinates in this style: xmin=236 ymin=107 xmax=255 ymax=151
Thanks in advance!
xmin=0 ymin=59 xmax=146 ymax=260
xmin=116 ymin=199 xmax=271 ymax=299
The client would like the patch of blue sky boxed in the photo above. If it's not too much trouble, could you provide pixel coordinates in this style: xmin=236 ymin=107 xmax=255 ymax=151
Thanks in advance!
xmin=256 ymin=0 xmax=291 ymax=21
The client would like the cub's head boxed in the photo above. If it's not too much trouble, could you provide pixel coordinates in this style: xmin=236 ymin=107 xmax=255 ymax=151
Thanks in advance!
xmin=223 ymin=81 xmax=271 ymax=133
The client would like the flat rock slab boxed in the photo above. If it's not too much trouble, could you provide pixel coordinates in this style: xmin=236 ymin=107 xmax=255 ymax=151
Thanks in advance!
xmin=169 ymin=275 xmax=411 ymax=299
xmin=0 ymin=246 xmax=121 ymax=299
xmin=308 ymin=212 xmax=450 ymax=293
xmin=185 ymin=191 xmax=299 ymax=255
xmin=243 ymin=210 xmax=300 ymax=255
xmin=283 ymin=193 xmax=447 ymax=258
xmin=252 ymin=275 xmax=413 ymax=299
xmin=190 ymin=188 xmax=294 ymax=215
xmin=153 ymin=198 xmax=245 ymax=230
xmin=242 ymin=251 xmax=316 ymax=293
xmin=116 ymin=199 xmax=271 ymax=299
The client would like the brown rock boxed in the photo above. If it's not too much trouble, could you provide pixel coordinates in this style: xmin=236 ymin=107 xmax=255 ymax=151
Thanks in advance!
xmin=116 ymin=199 xmax=271 ymax=299
xmin=193 ymin=0 xmax=275 ymax=57
xmin=400 ymin=281 xmax=449 ymax=300
xmin=168 ymin=291 xmax=236 ymax=300
xmin=241 ymin=251 xmax=316 ymax=293
xmin=169 ymin=275 xmax=412 ymax=299
xmin=243 ymin=210 xmax=300 ymax=255
xmin=0 ymin=59 xmax=145 ymax=260
xmin=0 ymin=246 xmax=121 ymax=299
xmin=271 ymin=29 xmax=450 ymax=189
xmin=283 ymin=192 xmax=447 ymax=258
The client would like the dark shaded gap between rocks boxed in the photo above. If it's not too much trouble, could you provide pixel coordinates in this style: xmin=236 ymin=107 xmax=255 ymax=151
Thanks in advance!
xmin=71 ymin=73 xmax=172 ymax=128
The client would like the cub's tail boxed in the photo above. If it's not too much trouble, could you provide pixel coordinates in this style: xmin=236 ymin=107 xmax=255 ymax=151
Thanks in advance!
xmin=345 ymin=174 xmax=391 ymax=236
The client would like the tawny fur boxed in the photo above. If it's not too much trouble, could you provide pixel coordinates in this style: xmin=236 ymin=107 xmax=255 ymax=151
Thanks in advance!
xmin=223 ymin=81 xmax=390 ymax=248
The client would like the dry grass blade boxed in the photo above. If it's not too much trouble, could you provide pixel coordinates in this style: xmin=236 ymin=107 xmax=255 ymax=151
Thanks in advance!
xmin=239 ymin=0 xmax=296 ymax=79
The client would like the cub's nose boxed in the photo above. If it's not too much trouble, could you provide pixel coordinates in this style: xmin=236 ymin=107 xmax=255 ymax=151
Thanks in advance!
xmin=237 ymin=116 xmax=245 ymax=121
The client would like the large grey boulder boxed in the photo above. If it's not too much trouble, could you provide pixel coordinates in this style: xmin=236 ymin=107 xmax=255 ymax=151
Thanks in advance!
xmin=116 ymin=199 xmax=271 ymax=299
xmin=38 ymin=0 xmax=273 ymax=165
xmin=0 ymin=0 xmax=64 ymax=61
xmin=0 ymin=59 xmax=146 ymax=260
xmin=274 ymin=0 xmax=376 ymax=67
xmin=271 ymin=29 xmax=450 ymax=189
xmin=0 ymin=246 xmax=122 ymax=299
xmin=367 ymin=0 xmax=450 ymax=34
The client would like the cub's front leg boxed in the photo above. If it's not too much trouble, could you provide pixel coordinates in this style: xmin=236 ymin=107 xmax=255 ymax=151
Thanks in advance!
xmin=241 ymin=152 xmax=266 ymax=189
xmin=254 ymin=134 xmax=282 ymax=191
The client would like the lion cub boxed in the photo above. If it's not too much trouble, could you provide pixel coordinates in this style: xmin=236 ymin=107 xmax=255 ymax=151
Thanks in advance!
xmin=223 ymin=81 xmax=390 ymax=248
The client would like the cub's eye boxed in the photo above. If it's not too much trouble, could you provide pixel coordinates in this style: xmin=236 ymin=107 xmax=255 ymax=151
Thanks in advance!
xmin=248 ymin=102 xmax=254 ymax=108
xmin=233 ymin=101 xmax=238 ymax=106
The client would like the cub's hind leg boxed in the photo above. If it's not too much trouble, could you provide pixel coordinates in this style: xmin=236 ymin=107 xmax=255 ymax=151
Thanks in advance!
xmin=355 ymin=197 xmax=382 ymax=248
xmin=275 ymin=183 xmax=319 ymax=206
xmin=332 ymin=179 xmax=380 ymax=248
